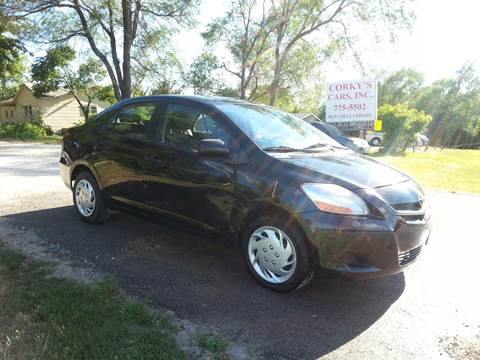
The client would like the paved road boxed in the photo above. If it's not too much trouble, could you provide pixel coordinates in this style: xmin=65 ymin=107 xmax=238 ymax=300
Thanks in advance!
xmin=1 ymin=141 xmax=479 ymax=360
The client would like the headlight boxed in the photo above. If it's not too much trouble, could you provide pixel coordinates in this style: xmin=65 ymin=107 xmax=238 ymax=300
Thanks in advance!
xmin=301 ymin=183 xmax=369 ymax=215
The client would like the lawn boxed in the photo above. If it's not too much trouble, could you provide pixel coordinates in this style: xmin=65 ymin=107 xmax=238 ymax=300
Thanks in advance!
xmin=0 ymin=247 xmax=187 ymax=360
xmin=374 ymin=149 xmax=480 ymax=194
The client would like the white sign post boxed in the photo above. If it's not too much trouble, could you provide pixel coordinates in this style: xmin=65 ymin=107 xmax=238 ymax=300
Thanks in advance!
xmin=325 ymin=79 xmax=378 ymax=131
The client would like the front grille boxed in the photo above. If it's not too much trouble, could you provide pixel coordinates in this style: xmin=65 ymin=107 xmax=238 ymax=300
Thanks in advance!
xmin=398 ymin=245 xmax=423 ymax=266
xmin=400 ymin=213 xmax=425 ymax=223
xmin=391 ymin=200 xmax=428 ymax=224
xmin=391 ymin=201 xmax=422 ymax=211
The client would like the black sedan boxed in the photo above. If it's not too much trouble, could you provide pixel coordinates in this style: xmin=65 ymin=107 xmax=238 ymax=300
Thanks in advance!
xmin=60 ymin=96 xmax=431 ymax=292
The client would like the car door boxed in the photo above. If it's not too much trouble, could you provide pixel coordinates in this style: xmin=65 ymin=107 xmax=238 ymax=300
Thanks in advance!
xmin=142 ymin=101 xmax=237 ymax=234
xmin=91 ymin=101 xmax=161 ymax=209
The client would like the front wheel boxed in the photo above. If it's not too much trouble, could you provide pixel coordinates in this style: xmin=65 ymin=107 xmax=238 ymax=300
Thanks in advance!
xmin=242 ymin=216 xmax=313 ymax=292
xmin=371 ymin=137 xmax=381 ymax=146
xmin=73 ymin=171 xmax=109 ymax=224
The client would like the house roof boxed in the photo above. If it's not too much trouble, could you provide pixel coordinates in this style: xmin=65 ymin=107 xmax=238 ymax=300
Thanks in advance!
xmin=0 ymin=83 xmax=72 ymax=106
xmin=0 ymin=98 xmax=15 ymax=106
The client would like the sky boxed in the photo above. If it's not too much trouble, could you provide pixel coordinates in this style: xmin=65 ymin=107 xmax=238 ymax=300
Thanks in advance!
xmin=175 ymin=0 xmax=480 ymax=85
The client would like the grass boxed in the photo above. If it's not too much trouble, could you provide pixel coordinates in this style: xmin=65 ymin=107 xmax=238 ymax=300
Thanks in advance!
xmin=0 ymin=247 xmax=186 ymax=360
xmin=373 ymin=148 xmax=480 ymax=194
xmin=196 ymin=333 xmax=228 ymax=359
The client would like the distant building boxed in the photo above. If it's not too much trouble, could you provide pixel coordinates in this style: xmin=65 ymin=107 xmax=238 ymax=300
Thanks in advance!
xmin=292 ymin=112 xmax=321 ymax=123
xmin=0 ymin=84 xmax=111 ymax=132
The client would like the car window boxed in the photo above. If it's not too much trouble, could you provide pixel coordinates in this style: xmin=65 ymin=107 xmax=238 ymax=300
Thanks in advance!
xmin=161 ymin=104 xmax=230 ymax=151
xmin=217 ymin=103 xmax=338 ymax=150
xmin=109 ymin=103 xmax=157 ymax=139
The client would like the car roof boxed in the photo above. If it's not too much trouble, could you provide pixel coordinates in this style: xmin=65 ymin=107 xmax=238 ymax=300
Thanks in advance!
xmin=117 ymin=94 xmax=258 ymax=107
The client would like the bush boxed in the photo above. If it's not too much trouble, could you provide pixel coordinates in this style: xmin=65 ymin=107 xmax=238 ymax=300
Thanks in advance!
xmin=379 ymin=103 xmax=432 ymax=152
xmin=0 ymin=121 xmax=49 ymax=140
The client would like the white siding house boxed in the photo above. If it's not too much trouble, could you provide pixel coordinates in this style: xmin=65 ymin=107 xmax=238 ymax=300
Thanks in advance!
xmin=0 ymin=84 xmax=111 ymax=132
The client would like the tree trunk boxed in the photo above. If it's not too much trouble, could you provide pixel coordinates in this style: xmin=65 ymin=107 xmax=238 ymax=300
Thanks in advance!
xmin=269 ymin=67 xmax=281 ymax=106
xmin=121 ymin=0 xmax=133 ymax=99
xmin=240 ymin=67 xmax=246 ymax=99
xmin=269 ymin=40 xmax=282 ymax=106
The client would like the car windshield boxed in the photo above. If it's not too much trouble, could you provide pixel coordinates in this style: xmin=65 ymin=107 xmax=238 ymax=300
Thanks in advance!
xmin=217 ymin=103 xmax=338 ymax=150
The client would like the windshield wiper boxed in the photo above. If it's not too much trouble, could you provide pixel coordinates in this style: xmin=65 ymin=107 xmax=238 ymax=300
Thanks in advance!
xmin=305 ymin=142 xmax=347 ymax=150
xmin=303 ymin=143 xmax=329 ymax=150
xmin=262 ymin=146 xmax=303 ymax=152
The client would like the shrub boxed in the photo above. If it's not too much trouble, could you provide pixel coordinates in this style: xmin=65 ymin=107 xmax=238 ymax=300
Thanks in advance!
xmin=379 ymin=103 xmax=432 ymax=152
xmin=0 ymin=121 xmax=49 ymax=140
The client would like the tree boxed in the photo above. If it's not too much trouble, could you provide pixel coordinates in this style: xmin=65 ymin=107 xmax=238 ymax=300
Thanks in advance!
xmin=378 ymin=68 xmax=424 ymax=107
xmin=267 ymin=0 xmax=414 ymax=106
xmin=378 ymin=103 xmax=432 ymax=153
xmin=203 ymin=0 xmax=413 ymax=107
xmin=203 ymin=0 xmax=272 ymax=100
xmin=0 ymin=6 xmax=25 ymax=100
xmin=416 ymin=63 xmax=480 ymax=147
xmin=2 ymin=0 xmax=196 ymax=101
xmin=184 ymin=52 xmax=223 ymax=95
xmin=31 ymin=46 xmax=108 ymax=121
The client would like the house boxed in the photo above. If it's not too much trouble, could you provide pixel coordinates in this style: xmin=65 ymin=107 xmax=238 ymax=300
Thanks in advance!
xmin=0 ymin=84 xmax=111 ymax=132
xmin=292 ymin=112 xmax=321 ymax=123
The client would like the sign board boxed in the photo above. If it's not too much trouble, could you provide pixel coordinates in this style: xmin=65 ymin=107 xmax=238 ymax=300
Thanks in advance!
xmin=325 ymin=79 xmax=378 ymax=131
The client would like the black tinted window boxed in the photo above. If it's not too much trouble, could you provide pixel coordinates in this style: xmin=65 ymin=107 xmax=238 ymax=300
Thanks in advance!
xmin=110 ymin=103 xmax=157 ymax=139
xmin=162 ymin=104 xmax=229 ymax=150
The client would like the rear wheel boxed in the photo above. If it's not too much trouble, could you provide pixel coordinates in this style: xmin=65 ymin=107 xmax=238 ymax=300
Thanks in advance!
xmin=371 ymin=137 xmax=381 ymax=146
xmin=242 ymin=216 xmax=313 ymax=292
xmin=73 ymin=171 xmax=109 ymax=224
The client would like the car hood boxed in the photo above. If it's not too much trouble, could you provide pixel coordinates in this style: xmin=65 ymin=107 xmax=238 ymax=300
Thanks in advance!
xmin=279 ymin=151 xmax=409 ymax=189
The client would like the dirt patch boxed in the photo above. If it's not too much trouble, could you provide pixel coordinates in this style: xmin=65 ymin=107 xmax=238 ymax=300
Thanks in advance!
xmin=439 ymin=335 xmax=480 ymax=360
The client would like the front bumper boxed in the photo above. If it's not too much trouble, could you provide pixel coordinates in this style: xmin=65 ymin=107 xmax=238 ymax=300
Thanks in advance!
xmin=300 ymin=210 xmax=431 ymax=279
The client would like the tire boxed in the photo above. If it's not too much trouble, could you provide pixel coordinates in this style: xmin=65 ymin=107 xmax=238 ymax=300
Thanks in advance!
xmin=241 ymin=215 xmax=313 ymax=292
xmin=73 ymin=171 xmax=109 ymax=224
xmin=371 ymin=137 xmax=381 ymax=146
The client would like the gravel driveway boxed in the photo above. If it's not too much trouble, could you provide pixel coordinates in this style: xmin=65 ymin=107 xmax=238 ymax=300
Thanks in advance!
xmin=0 ymin=141 xmax=479 ymax=360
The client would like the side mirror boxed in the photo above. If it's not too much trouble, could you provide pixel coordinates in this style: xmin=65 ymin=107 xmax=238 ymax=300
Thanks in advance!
xmin=198 ymin=138 xmax=230 ymax=156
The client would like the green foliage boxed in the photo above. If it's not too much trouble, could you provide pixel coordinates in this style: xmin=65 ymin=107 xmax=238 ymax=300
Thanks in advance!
xmin=150 ymin=79 xmax=183 ymax=95
xmin=31 ymin=46 xmax=110 ymax=120
xmin=379 ymin=68 xmax=424 ymax=106
xmin=184 ymin=51 xmax=223 ymax=95
xmin=196 ymin=333 xmax=227 ymax=357
xmin=201 ymin=0 xmax=413 ymax=107
xmin=0 ymin=121 xmax=50 ymax=140
xmin=0 ymin=248 xmax=186 ymax=360
xmin=378 ymin=103 xmax=432 ymax=152
xmin=31 ymin=45 xmax=76 ymax=97
xmin=95 ymin=85 xmax=118 ymax=104
xmin=415 ymin=63 xmax=480 ymax=147
xmin=0 ymin=9 xmax=26 ymax=100
xmin=3 ymin=0 xmax=198 ymax=100
xmin=0 ymin=248 xmax=25 ymax=271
